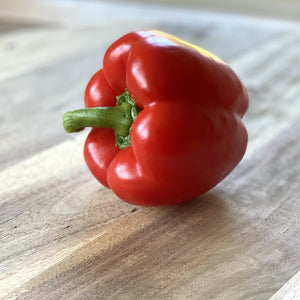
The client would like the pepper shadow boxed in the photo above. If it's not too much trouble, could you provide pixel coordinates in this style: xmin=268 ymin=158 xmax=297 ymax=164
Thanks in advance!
xmin=89 ymin=191 xmax=237 ymax=299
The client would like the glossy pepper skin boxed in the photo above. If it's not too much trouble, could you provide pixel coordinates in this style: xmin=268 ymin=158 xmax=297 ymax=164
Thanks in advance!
xmin=67 ymin=30 xmax=248 ymax=206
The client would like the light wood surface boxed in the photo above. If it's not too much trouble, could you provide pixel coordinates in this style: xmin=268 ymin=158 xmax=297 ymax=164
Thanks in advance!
xmin=0 ymin=0 xmax=299 ymax=299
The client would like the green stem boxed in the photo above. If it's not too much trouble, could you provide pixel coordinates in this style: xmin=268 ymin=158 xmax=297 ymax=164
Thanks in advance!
xmin=63 ymin=102 xmax=132 ymax=136
xmin=63 ymin=89 xmax=140 ymax=149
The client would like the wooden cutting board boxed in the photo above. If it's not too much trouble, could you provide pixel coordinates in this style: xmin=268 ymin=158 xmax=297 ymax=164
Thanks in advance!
xmin=0 ymin=0 xmax=299 ymax=299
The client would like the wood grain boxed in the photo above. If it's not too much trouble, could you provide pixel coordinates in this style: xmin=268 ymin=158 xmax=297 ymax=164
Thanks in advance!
xmin=119 ymin=0 xmax=300 ymax=22
xmin=0 ymin=0 xmax=299 ymax=299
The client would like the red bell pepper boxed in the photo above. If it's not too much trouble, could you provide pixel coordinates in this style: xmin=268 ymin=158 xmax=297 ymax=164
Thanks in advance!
xmin=63 ymin=30 xmax=248 ymax=206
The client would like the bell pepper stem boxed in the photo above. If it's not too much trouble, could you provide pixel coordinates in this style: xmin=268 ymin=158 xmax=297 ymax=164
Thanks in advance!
xmin=63 ymin=102 xmax=132 ymax=136
xmin=63 ymin=89 xmax=140 ymax=149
